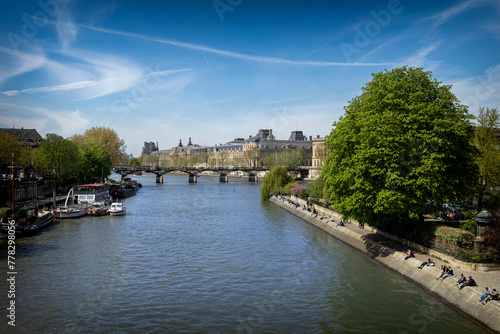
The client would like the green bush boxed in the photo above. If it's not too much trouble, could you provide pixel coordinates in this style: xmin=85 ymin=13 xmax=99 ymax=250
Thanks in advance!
xmin=460 ymin=219 xmax=478 ymax=235
xmin=434 ymin=226 xmax=474 ymax=250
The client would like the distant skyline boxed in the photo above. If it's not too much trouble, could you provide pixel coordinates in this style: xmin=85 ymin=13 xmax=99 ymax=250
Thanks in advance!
xmin=1 ymin=0 xmax=499 ymax=156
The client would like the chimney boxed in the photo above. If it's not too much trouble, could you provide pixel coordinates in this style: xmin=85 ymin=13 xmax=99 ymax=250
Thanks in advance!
xmin=309 ymin=136 xmax=312 ymax=141
xmin=317 ymin=135 xmax=320 ymax=139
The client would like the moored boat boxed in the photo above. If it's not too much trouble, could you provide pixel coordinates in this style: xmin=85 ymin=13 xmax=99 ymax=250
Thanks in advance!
xmin=0 ymin=207 xmax=55 ymax=237
xmin=53 ymin=188 xmax=87 ymax=219
xmin=87 ymin=202 xmax=109 ymax=216
xmin=110 ymin=179 xmax=140 ymax=199
xmin=74 ymin=183 xmax=112 ymax=206
xmin=108 ymin=202 xmax=126 ymax=216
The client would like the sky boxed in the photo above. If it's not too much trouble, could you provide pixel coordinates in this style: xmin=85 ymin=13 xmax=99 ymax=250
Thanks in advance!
xmin=0 ymin=0 xmax=499 ymax=157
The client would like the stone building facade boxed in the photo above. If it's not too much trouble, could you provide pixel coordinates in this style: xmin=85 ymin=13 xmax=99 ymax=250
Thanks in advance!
xmin=145 ymin=129 xmax=323 ymax=168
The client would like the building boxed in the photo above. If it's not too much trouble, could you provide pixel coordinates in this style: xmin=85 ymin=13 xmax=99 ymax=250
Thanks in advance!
xmin=146 ymin=129 xmax=319 ymax=168
xmin=0 ymin=128 xmax=43 ymax=147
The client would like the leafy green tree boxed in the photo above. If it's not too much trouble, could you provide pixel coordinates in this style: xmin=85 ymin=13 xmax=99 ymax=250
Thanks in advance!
xmin=307 ymin=175 xmax=327 ymax=200
xmin=322 ymin=66 xmax=478 ymax=228
xmin=128 ymin=157 xmax=141 ymax=166
xmin=474 ymin=107 xmax=500 ymax=211
xmin=77 ymin=142 xmax=112 ymax=183
xmin=0 ymin=132 xmax=33 ymax=175
xmin=266 ymin=153 xmax=278 ymax=169
xmin=37 ymin=133 xmax=79 ymax=185
xmin=70 ymin=127 xmax=128 ymax=165
xmin=279 ymin=148 xmax=304 ymax=168
xmin=260 ymin=166 xmax=294 ymax=200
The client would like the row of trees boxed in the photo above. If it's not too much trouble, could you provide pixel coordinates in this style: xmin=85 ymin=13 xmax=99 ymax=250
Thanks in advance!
xmin=0 ymin=127 xmax=128 ymax=187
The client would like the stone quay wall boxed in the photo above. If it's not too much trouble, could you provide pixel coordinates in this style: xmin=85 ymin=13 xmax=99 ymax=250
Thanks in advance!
xmin=270 ymin=196 xmax=500 ymax=333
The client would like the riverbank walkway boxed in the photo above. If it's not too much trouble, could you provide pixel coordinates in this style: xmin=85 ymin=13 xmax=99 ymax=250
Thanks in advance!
xmin=270 ymin=195 xmax=500 ymax=333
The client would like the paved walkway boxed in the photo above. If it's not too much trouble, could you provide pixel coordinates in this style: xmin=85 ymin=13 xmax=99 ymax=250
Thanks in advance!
xmin=341 ymin=218 xmax=499 ymax=291
xmin=279 ymin=196 xmax=500 ymax=295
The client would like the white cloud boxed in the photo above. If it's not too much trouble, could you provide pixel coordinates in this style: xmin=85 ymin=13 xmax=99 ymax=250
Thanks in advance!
xmin=83 ymin=25 xmax=395 ymax=67
xmin=0 ymin=46 xmax=46 ymax=84
xmin=400 ymin=42 xmax=442 ymax=68
xmin=450 ymin=64 xmax=500 ymax=113
xmin=418 ymin=0 xmax=488 ymax=30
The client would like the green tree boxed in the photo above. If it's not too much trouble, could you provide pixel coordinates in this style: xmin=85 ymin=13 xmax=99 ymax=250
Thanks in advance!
xmin=474 ymin=107 xmax=500 ymax=211
xmin=0 ymin=132 xmax=33 ymax=175
xmin=128 ymin=157 xmax=141 ymax=166
xmin=280 ymin=148 xmax=304 ymax=168
xmin=322 ymin=66 xmax=478 ymax=228
xmin=260 ymin=166 xmax=294 ymax=200
xmin=77 ymin=142 xmax=112 ymax=183
xmin=70 ymin=127 xmax=128 ymax=165
xmin=37 ymin=133 xmax=79 ymax=185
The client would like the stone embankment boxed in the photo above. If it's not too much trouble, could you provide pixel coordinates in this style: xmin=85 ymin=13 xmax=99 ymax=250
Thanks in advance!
xmin=270 ymin=196 xmax=500 ymax=333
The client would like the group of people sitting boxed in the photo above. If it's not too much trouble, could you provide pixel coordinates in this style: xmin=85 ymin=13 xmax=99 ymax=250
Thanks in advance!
xmin=273 ymin=195 xmax=348 ymax=226
xmin=433 ymin=210 xmax=465 ymax=222
xmin=412 ymin=253 xmax=499 ymax=305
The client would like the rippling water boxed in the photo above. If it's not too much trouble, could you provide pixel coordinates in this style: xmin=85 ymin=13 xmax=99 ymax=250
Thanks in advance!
xmin=0 ymin=174 xmax=486 ymax=333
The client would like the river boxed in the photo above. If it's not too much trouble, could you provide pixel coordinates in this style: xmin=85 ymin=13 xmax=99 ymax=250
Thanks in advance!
xmin=0 ymin=174 xmax=486 ymax=333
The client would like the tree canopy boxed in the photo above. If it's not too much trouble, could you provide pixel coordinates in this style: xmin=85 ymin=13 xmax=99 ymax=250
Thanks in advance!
xmin=474 ymin=106 xmax=500 ymax=211
xmin=0 ymin=131 xmax=33 ymax=174
xmin=77 ymin=142 xmax=112 ymax=183
xmin=70 ymin=126 xmax=128 ymax=165
xmin=37 ymin=133 xmax=79 ymax=184
xmin=260 ymin=166 xmax=294 ymax=200
xmin=322 ymin=66 xmax=479 ymax=227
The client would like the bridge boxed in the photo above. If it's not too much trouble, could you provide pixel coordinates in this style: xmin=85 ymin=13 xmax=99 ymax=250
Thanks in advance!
xmin=112 ymin=165 xmax=311 ymax=183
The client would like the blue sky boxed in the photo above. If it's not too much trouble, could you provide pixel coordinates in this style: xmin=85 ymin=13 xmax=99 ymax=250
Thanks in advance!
xmin=0 ymin=0 xmax=499 ymax=156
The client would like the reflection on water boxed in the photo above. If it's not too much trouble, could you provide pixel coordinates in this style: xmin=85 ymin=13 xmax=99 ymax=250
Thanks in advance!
xmin=0 ymin=174 xmax=486 ymax=333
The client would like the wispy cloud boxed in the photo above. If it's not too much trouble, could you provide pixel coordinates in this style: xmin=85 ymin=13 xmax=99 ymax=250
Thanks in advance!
xmin=2 ymin=80 xmax=97 ymax=96
xmin=82 ymin=25 xmax=395 ymax=67
xmin=0 ymin=102 xmax=90 ymax=137
xmin=418 ymin=0 xmax=488 ymax=30
xmin=401 ymin=41 xmax=442 ymax=67
xmin=0 ymin=46 xmax=46 ymax=83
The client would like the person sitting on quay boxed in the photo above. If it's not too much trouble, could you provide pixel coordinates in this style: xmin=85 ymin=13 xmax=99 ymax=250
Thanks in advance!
xmin=435 ymin=265 xmax=449 ymax=280
xmin=479 ymin=287 xmax=492 ymax=303
xmin=482 ymin=289 xmax=499 ymax=305
xmin=417 ymin=258 xmax=435 ymax=269
xmin=404 ymin=249 xmax=415 ymax=260
xmin=458 ymin=276 xmax=477 ymax=290
xmin=454 ymin=274 xmax=466 ymax=287
xmin=439 ymin=266 xmax=455 ymax=281
xmin=336 ymin=219 xmax=345 ymax=227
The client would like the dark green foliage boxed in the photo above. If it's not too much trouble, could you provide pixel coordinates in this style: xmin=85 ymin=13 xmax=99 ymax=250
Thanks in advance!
xmin=260 ymin=166 xmax=294 ymax=200
xmin=77 ymin=142 xmax=112 ymax=183
xmin=322 ymin=66 xmax=479 ymax=227
xmin=128 ymin=157 xmax=141 ymax=166
xmin=474 ymin=107 xmax=500 ymax=212
xmin=37 ymin=133 xmax=79 ymax=185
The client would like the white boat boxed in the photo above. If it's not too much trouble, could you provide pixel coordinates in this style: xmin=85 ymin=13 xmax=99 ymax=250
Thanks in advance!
xmin=53 ymin=189 xmax=87 ymax=219
xmin=108 ymin=202 xmax=126 ymax=216
xmin=74 ymin=183 xmax=112 ymax=206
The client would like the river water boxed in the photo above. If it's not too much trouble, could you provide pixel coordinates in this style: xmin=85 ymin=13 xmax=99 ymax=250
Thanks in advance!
xmin=0 ymin=174 xmax=486 ymax=333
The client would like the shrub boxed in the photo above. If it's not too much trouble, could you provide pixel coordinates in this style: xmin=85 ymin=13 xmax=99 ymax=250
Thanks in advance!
xmin=290 ymin=184 xmax=305 ymax=196
xmin=434 ymin=226 xmax=474 ymax=250
xmin=460 ymin=219 xmax=478 ymax=235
